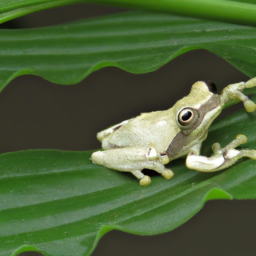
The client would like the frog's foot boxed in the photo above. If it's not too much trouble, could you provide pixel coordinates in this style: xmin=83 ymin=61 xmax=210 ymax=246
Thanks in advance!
xmin=221 ymin=77 xmax=256 ymax=112
xmin=186 ymin=134 xmax=256 ymax=172
xmin=211 ymin=134 xmax=247 ymax=155
xmin=91 ymin=146 xmax=173 ymax=186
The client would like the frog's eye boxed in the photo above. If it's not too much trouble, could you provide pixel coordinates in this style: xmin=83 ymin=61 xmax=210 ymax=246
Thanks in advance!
xmin=178 ymin=108 xmax=197 ymax=126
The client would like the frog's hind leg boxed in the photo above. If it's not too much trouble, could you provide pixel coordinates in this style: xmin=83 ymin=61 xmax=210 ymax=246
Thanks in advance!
xmin=186 ymin=134 xmax=256 ymax=172
xmin=91 ymin=147 xmax=173 ymax=186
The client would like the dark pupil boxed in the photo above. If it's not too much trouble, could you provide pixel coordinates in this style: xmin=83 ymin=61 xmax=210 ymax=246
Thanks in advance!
xmin=182 ymin=111 xmax=192 ymax=121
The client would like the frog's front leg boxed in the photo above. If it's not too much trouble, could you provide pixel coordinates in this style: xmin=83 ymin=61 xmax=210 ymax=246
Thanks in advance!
xmin=91 ymin=147 xmax=173 ymax=186
xmin=186 ymin=135 xmax=256 ymax=172
xmin=221 ymin=77 xmax=256 ymax=112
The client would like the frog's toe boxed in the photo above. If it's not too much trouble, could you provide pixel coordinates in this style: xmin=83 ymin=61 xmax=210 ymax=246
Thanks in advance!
xmin=236 ymin=134 xmax=247 ymax=144
xmin=249 ymin=150 xmax=256 ymax=160
xmin=161 ymin=169 xmax=174 ymax=180
xmin=242 ymin=149 xmax=256 ymax=160
xmin=243 ymin=100 xmax=256 ymax=112
xmin=245 ymin=77 xmax=256 ymax=88
xmin=140 ymin=176 xmax=151 ymax=186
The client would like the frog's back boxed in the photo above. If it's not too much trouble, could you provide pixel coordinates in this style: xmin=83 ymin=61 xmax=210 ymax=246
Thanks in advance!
xmin=108 ymin=109 xmax=179 ymax=152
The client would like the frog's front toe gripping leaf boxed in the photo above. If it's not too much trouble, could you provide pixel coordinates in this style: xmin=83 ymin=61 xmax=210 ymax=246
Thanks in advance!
xmin=221 ymin=77 xmax=256 ymax=112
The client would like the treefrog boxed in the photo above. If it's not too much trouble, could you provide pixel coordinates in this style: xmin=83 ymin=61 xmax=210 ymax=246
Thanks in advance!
xmin=92 ymin=78 xmax=256 ymax=186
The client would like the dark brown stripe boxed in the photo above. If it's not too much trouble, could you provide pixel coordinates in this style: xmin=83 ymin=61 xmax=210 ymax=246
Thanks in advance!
xmin=166 ymin=95 xmax=221 ymax=159
xmin=113 ymin=125 xmax=122 ymax=131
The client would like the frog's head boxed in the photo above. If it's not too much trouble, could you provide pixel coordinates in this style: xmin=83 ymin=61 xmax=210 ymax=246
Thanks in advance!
xmin=173 ymin=81 xmax=222 ymax=136
xmin=166 ymin=81 xmax=222 ymax=158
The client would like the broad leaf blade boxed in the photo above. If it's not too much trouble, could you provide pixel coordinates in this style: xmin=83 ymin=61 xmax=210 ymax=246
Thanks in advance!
xmin=0 ymin=12 xmax=256 ymax=92
xmin=0 ymin=13 xmax=256 ymax=90
xmin=1 ymin=96 xmax=256 ymax=256
xmin=0 ymin=0 xmax=82 ymax=24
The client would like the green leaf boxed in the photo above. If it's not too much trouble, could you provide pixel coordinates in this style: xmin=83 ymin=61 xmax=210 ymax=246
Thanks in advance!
xmin=0 ymin=0 xmax=82 ymax=24
xmin=91 ymin=0 xmax=256 ymax=26
xmin=2 ymin=0 xmax=256 ymax=27
xmin=1 ymin=95 xmax=256 ymax=256
xmin=0 ymin=12 xmax=256 ymax=92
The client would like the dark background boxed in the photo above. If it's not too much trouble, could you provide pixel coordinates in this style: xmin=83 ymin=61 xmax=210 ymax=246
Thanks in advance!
xmin=2 ymin=3 xmax=256 ymax=256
